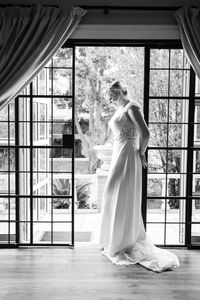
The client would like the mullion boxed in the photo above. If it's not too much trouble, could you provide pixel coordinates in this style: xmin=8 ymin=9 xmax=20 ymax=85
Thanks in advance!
xmin=150 ymin=68 xmax=190 ymax=71
xmin=163 ymin=49 xmax=170 ymax=245
xmin=0 ymin=146 xmax=74 ymax=149
xmin=0 ymin=195 xmax=73 ymax=199
xmin=149 ymin=96 xmax=189 ymax=99
xmin=149 ymin=122 xmax=188 ymax=125
xmin=13 ymin=221 xmax=72 ymax=223
xmin=146 ymin=222 xmax=185 ymax=224
xmin=51 ymin=58 xmax=54 ymax=245
xmin=45 ymin=67 xmax=73 ymax=70
xmin=17 ymin=243 xmax=72 ymax=247
xmin=15 ymin=97 xmax=19 ymax=245
xmin=72 ymin=46 xmax=75 ymax=246
xmin=8 ymin=104 xmax=10 ymax=244
xmin=186 ymin=68 xmax=196 ymax=247
xmin=30 ymin=83 xmax=33 ymax=245
xmin=142 ymin=45 xmax=150 ymax=229
xmin=17 ymin=95 xmax=73 ymax=98
xmin=0 ymin=171 xmax=72 ymax=174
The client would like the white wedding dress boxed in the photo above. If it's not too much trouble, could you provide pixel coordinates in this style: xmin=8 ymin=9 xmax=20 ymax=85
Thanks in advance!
xmin=98 ymin=101 xmax=180 ymax=273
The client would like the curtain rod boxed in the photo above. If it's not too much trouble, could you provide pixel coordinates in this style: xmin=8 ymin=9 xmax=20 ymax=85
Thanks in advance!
xmin=80 ymin=6 xmax=183 ymax=11
xmin=0 ymin=5 xmax=198 ymax=12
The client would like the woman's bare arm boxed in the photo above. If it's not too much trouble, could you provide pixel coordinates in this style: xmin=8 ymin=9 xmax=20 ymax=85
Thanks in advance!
xmin=127 ymin=104 xmax=150 ymax=155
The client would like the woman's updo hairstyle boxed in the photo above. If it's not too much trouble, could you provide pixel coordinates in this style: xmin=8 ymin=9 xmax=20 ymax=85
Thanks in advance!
xmin=109 ymin=81 xmax=128 ymax=97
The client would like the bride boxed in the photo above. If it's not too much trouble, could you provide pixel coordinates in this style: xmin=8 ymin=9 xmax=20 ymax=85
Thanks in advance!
xmin=98 ymin=81 xmax=180 ymax=273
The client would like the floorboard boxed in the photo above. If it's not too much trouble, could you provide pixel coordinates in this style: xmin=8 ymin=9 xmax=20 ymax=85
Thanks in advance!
xmin=0 ymin=244 xmax=199 ymax=300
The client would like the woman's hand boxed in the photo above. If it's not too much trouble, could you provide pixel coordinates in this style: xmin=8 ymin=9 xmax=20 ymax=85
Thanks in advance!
xmin=140 ymin=153 xmax=148 ymax=168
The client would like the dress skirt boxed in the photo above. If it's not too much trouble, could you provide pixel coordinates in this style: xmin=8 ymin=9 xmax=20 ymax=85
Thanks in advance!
xmin=98 ymin=139 xmax=180 ymax=273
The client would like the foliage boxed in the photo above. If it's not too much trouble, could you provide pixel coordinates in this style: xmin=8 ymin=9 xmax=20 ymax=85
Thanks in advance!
xmin=76 ymin=180 xmax=91 ymax=209
xmin=53 ymin=179 xmax=71 ymax=209
xmin=52 ymin=178 xmax=91 ymax=209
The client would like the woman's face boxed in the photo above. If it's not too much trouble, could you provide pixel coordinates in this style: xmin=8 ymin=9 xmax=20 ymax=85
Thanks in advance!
xmin=109 ymin=90 xmax=119 ymax=103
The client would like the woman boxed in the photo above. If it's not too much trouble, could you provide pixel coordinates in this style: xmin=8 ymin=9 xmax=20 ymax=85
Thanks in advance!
xmin=98 ymin=81 xmax=180 ymax=273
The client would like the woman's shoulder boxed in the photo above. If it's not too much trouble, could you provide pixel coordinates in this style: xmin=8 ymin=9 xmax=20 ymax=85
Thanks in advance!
xmin=125 ymin=100 xmax=142 ymax=111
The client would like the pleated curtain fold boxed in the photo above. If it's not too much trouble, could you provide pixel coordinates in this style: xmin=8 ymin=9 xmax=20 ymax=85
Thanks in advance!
xmin=175 ymin=6 xmax=200 ymax=78
xmin=0 ymin=5 xmax=86 ymax=109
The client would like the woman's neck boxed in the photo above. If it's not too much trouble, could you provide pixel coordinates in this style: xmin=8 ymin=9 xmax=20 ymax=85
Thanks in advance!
xmin=117 ymin=97 xmax=129 ymax=108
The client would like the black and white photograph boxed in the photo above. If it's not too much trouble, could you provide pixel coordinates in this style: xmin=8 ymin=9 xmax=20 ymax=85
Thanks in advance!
xmin=0 ymin=0 xmax=200 ymax=299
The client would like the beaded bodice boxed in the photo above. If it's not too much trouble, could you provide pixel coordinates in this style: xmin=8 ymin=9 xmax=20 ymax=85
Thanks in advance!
xmin=108 ymin=103 xmax=140 ymax=147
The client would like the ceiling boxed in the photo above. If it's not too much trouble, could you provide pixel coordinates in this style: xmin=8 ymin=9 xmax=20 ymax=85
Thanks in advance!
xmin=0 ymin=0 xmax=199 ymax=7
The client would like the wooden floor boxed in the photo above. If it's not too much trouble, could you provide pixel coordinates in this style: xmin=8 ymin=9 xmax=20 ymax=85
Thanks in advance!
xmin=0 ymin=244 xmax=200 ymax=300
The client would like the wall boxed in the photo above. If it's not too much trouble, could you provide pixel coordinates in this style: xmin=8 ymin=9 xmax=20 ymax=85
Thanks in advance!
xmin=0 ymin=0 xmax=199 ymax=39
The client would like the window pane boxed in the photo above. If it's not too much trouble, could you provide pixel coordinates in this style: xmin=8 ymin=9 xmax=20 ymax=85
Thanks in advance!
xmin=169 ymin=99 xmax=189 ymax=123
xmin=166 ymin=224 xmax=185 ymax=244
xmin=50 ymin=69 xmax=72 ymax=96
xmin=0 ymin=198 xmax=8 ymax=220
xmin=147 ymin=177 xmax=166 ymax=197
xmin=167 ymin=176 xmax=181 ymax=197
xmin=193 ymin=176 xmax=200 ymax=195
xmin=9 ymin=123 xmax=15 ymax=140
xmin=166 ymin=200 xmax=185 ymax=222
xmin=191 ymin=224 xmax=200 ymax=245
xmin=149 ymin=124 xmax=167 ymax=147
xmin=53 ymin=223 xmax=72 ymax=244
xmin=170 ymin=49 xmax=184 ymax=69
xmin=53 ymin=198 xmax=72 ymax=222
xmin=19 ymin=198 xmax=30 ymax=222
xmin=149 ymin=99 xmax=168 ymax=123
xmin=53 ymin=177 xmax=72 ymax=197
xmin=33 ymin=198 xmax=51 ymax=221
xmin=19 ymin=222 xmax=30 ymax=243
xmin=170 ymin=70 xmax=188 ymax=97
xmin=10 ymin=222 xmax=16 ymax=243
xmin=9 ymin=102 xmax=15 ymax=121
xmin=150 ymin=70 xmax=168 ymax=97
xmin=168 ymin=124 xmax=185 ymax=147
xmin=167 ymin=150 xmax=187 ymax=173
xmin=150 ymin=49 xmax=169 ymax=69
xmin=39 ymin=149 xmax=47 ymax=171
xmin=0 ymin=106 xmax=9 ymax=121
xmin=10 ymin=198 xmax=16 ymax=220
xmin=0 ymin=222 xmax=8 ymax=243
xmin=146 ymin=223 xmax=165 ymax=244
xmin=53 ymin=98 xmax=72 ymax=125
xmin=33 ymin=198 xmax=49 ymax=221
xmin=33 ymin=222 xmax=51 ymax=243
xmin=148 ymin=149 xmax=166 ymax=173
xmin=146 ymin=199 xmax=165 ymax=222
xmin=0 ymin=174 xmax=8 ymax=193
xmin=0 ymin=122 xmax=8 ymax=140
xmin=193 ymin=151 xmax=200 ymax=173
xmin=192 ymin=199 xmax=200 ymax=222
xmin=53 ymin=48 xmax=73 ymax=68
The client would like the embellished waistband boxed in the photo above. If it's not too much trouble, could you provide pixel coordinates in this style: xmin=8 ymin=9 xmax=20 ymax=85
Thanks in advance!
xmin=114 ymin=137 xmax=135 ymax=141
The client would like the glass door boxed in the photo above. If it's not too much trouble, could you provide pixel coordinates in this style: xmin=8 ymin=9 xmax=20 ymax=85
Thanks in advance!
xmin=190 ymin=75 xmax=200 ymax=247
xmin=144 ymin=46 xmax=191 ymax=246
xmin=0 ymin=47 xmax=75 ymax=246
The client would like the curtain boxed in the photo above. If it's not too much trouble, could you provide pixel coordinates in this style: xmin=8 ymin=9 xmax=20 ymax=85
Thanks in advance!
xmin=175 ymin=6 xmax=200 ymax=78
xmin=0 ymin=5 xmax=86 ymax=109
